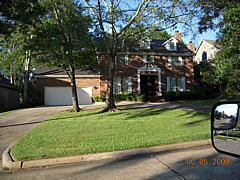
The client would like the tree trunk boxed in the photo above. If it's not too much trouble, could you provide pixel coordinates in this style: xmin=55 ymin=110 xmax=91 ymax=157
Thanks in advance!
xmin=102 ymin=54 xmax=118 ymax=112
xmin=69 ymin=65 xmax=81 ymax=112
xmin=23 ymin=50 xmax=31 ymax=107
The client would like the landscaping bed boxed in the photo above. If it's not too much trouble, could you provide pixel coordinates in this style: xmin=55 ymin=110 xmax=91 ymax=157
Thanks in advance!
xmin=11 ymin=107 xmax=210 ymax=161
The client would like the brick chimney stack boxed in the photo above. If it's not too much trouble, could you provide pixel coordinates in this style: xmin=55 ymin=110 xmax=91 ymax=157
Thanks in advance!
xmin=173 ymin=30 xmax=182 ymax=42
xmin=186 ymin=41 xmax=195 ymax=53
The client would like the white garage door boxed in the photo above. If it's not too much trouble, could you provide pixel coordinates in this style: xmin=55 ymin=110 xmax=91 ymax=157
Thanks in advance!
xmin=45 ymin=87 xmax=92 ymax=105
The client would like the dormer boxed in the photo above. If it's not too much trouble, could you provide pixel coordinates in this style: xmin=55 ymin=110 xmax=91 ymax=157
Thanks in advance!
xmin=163 ymin=37 xmax=178 ymax=51
xmin=140 ymin=36 xmax=151 ymax=49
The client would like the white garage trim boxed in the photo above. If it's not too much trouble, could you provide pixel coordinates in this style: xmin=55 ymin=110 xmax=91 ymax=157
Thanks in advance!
xmin=45 ymin=87 xmax=92 ymax=106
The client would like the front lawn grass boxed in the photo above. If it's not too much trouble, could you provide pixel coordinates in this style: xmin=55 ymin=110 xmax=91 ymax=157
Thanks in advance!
xmin=173 ymin=98 xmax=240 ymax=106
xmin=0 ymin=108 xmax=24 ymax=116
xmin=11 ymin=107 xmax=210 ymax=161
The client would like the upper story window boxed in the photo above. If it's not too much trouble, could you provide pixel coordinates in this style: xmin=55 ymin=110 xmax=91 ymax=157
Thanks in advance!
xmin=163 ymin=37 xmax=178 ymax=51
xmin=168 ymin=56 xmax=183 ymax=66
xmin=202 ymin=51 xmax=207 ymax=61
xmin=115 ymin=55 xmax=128 ymax=65
xmin=140 ymin=37 xmax=151 ymax=49
xmin=143 ymin=55 xmax=154 ymax=63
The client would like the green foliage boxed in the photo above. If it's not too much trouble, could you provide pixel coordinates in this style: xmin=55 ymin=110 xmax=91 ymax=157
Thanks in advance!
xmin=93 ymin=96 xmax=99 ymax=102
xmin=197 ymin=1 xmax=240 ymax=96
xmin=136 ymin=94 xmax=146 ymax=102
xmin=98 ymin=97 xmax=105 ymax=102
xmin=163 ymin=87 xmax=220 ymax=102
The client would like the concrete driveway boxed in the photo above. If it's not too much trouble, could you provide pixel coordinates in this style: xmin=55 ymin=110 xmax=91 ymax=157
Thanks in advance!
xmin=0 ymin=106 xmax=70 ymax=170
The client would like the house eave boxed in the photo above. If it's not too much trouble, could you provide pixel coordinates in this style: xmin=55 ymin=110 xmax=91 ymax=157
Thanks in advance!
xmin=35 ymin=75 xmax=101 ymax=78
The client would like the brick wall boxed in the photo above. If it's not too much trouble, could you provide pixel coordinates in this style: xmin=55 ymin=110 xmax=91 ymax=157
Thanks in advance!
xmin=99 ymin=54 xmax=194 ymax=96
xmin=35 ymin=77 xmax=100 ymax=104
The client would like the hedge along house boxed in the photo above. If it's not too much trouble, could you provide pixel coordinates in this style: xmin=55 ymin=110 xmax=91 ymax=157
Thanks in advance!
xmin=34 ymin=31 xmax=195 ymax=106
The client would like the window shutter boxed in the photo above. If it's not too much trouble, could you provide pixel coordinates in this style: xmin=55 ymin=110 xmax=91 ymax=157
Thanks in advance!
xmin=115 ymin=56 xmax=117 ymax=65
xmin=128 ymin=76 xmax=132 ymax=93
xmin=182 ymin=77 xmax=186 ymax=92
xmin=167 ymin=76 xmax=170 ymax=92
xmin=171 ymin=77 xmax=176 ymax=92
xmin=168 ymin=56 xmax=172 ymax=66
xmin=125 ymin=55 xmax=129 ymax=65
xmin=150 ymin=56 xmax=154 ymax=63
xmin=179 ymin=56 xmax=183 ymax=66
xmin=143 ymin=55 xmax=147 ymax=63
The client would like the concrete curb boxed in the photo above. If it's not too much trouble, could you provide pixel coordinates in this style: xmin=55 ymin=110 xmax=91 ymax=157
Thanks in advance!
xmin=2 ymin=139 xmax=211 ymax=170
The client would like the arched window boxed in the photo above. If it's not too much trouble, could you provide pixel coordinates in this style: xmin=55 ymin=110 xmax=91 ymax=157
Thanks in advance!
xmin=202 ymin=51 xmax=207 ymax=61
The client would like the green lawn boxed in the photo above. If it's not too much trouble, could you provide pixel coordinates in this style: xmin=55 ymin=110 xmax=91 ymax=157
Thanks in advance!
xmin=11 ymin=107 xmax=211 ymax=161
xmin=0 ymin=108 xmax=24 ymax=116
xmin=173 ymin=98 xmax=240 ymax=106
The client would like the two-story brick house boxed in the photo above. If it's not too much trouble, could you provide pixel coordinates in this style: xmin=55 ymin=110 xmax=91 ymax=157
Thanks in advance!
xmin=34 ymin=31 xmax=195 ymax=106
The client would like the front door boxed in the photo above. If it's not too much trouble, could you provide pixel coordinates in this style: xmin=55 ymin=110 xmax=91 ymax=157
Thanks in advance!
xmin=140 ymin=75 xmax=157 ymax=96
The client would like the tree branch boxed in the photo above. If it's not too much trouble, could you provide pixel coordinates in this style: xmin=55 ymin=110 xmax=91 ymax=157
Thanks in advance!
xmin=118 ymin=0 xmax=148 ymax=39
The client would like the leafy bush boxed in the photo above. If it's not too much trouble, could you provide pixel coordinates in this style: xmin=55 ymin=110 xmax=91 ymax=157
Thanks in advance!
xmin=98 ymin=97 xmax=105 ymax=102
xmin=136 ymin=94 xmax=146 ymax=102
xmin=126 ymin=96 xmax=132 ymax=101
xmin=93 ymin=96 xmax=99 ymax=102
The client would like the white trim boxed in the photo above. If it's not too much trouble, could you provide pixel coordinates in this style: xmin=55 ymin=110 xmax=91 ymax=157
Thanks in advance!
xmin=137 ymin=65 xmax=161 ymax=95
xmin=35 ymin=75 xmax=100 ymax=78
xmin=167 ymin=76 xmax=170 ymax=92
xmin=125 ymin=55 xmax=129 ymax=65
xmin=182 ymin=77 xmax=186 ymax=92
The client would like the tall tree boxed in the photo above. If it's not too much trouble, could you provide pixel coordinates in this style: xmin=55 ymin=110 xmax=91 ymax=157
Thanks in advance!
xmin=197 ymin=1 xmax=240 ymax=95
xmin=31 ymin=0 xmax=96 ymax=112
xmin=84 ymin=0 xmax=196 ymax=112
xmin=0 ymin=0 xmax=45 ymax=106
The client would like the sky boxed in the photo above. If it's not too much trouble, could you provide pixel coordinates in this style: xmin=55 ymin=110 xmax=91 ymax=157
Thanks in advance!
xmin=216 ymin=104 xmax=239 ymax=117
xmin=167 ymin=27 xmax=219 ymax=48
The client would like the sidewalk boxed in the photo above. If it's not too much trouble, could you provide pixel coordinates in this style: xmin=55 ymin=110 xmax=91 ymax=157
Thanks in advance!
xmin=2 ymin=139 xmax=211 ymax=170
xmin=81 ymin=102 xmax=211 ymax=113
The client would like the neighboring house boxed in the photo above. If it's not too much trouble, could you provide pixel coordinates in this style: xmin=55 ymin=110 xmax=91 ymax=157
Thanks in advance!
xmin=34 ymin=31 xmax=195 ymax=106
xmin=0 ymin=75 xmax=19 ymax=112
xmin=195 ymin=39 xmax=220 ymax=64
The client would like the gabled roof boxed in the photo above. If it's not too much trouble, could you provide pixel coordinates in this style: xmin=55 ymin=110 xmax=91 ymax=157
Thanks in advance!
xmin=34 ymin=66 xmax=99 ymax=76
xmin=127 ymin=38 xmax=195 ymax=56
xmin=0 ymin=75 xmax=17 ymax=90
xmin=196 ymin=39 xmax=220 ymax=53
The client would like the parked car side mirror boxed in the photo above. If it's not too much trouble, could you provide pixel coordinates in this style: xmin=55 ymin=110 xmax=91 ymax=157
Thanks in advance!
xmin=211 ymin=101 xmax=240 ymax=158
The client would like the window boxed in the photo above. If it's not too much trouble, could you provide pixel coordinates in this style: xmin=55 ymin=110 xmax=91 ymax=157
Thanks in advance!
xmin=167 ymin=77 xmax=185 ymax=92
xmin=168 ymin=56 xmax=183 ymax=66
xmin=141 ymin=40 xmax=151 ymax=49
xmin=170 ymin=42 xmax=175 ymax=50
xmin=115 ymin=55 xmax=128 ymax=65
xmin=143 ymin=55 xmax=154 ymax=63
xmin=113 ymin=76 xmax=132 ymax=94
xmin=202 ymin=51 xmax=207 ymax=61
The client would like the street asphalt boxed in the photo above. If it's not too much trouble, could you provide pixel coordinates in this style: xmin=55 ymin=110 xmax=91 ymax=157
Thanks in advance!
xmin=1 ymin=145 xmax=240 ymax=180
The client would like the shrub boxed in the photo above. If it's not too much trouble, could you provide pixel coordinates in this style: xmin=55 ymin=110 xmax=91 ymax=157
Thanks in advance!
xmin=136 ymin=94 xmax=146 ymax=102
xmin=98 ymin=97 xmax=105 ymax=102
xmin=126 ymin=96 xmax=132 ymax=101
xmin=93 ymin=96 xmax=99 ymax=102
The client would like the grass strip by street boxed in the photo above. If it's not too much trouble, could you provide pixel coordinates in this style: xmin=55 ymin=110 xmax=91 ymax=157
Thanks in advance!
xmin=173 ymin=98 xmax=240 ymax=106
xmin=11 ymin=107 xmax=211 ymax=161
xmin=0 ymin=108 xmax=24 ymax=116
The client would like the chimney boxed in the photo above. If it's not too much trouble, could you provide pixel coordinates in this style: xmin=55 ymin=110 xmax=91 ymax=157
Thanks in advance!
xmin=186 ymin=41 xmax=195 ymax=53
xmin=173 ymin=30 xmax=182 ymax=42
